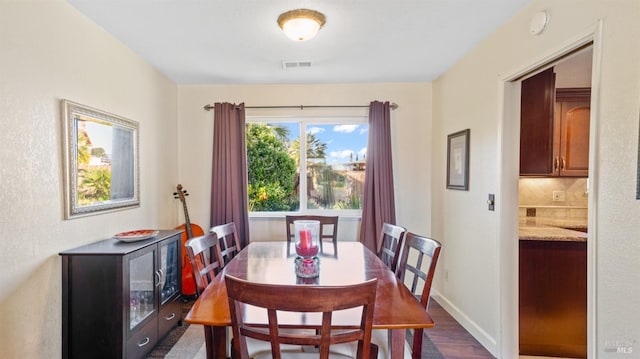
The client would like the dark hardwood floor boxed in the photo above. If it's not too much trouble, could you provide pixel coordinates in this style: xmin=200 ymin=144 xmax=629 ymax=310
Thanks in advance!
xmin=427 ymin=299 xmax=496 ymax=359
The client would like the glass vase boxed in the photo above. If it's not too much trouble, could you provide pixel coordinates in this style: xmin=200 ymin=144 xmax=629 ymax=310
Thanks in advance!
xmin=293 ymin=220 xmax=320 ymax=258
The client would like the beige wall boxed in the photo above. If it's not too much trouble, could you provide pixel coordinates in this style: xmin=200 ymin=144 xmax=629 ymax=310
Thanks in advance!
xmin=0 ymin=1 xmax=178 ymax=357
xmin=176 ymin=83 xmax=433 ymax=242
xmin=431 ymin=0 xmax=640 ymax=357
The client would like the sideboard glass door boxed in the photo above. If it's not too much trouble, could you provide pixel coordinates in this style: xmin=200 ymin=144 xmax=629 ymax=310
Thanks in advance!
xmin=159 ymin=239 xmax=179 ymax=305
xmin=129 ymin=251 xmax=155 ymax=330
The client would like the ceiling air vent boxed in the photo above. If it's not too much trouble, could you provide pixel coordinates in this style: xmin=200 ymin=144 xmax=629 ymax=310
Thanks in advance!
xmin=282 ymin=61 xmax=312 ymax=70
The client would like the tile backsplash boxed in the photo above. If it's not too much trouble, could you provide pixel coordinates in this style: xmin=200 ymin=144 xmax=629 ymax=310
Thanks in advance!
xmin=519 ymin=177 xmax=588 ymax=219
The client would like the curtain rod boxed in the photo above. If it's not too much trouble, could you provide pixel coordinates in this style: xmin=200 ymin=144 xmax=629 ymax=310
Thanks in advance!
xmin=203 ymin=102 xmax=399 ymax=111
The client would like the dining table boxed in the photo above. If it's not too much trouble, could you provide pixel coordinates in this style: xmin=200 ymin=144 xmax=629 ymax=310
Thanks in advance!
xmin=184 ymin=241 xmax=435 ymax=359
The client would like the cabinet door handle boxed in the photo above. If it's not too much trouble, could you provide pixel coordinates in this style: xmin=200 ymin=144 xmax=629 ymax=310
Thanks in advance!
xmin=554 ymin=157 xmax=560 ymax=173
xmin=157 ymin=268 xmax=165 ymax=286
xmin=561 ymin=157 xmax=566 ymax=171
xmin=154 ymin=271 xmax=161 ymax=287
xmin=137 ymin=337 xmax=150 ymax=347
xmin=164 ymin=312 xmax=176 ymax=321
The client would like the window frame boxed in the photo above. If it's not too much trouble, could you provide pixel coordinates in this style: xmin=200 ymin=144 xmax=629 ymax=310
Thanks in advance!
xmin=246 ymin=115 xmax=368 ymax=218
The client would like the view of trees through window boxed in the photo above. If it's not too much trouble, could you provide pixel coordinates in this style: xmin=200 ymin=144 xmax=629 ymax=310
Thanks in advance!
xmin=246 ymin=120 xmax=368 ymax=213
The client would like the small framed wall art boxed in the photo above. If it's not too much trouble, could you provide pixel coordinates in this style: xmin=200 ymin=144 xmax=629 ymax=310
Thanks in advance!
xmin=446 ymin=129 xmax=470 ymax=190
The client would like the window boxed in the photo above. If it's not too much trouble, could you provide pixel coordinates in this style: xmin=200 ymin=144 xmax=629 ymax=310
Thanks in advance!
xmin=246 ymin=117 xmax=368 ymax=215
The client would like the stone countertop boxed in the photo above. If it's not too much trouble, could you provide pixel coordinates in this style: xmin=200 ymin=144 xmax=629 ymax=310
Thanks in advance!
xmin=519 ymin=217 xmax=587 ymax=242
xmin=521 ymin=217 xmax=588 ymax=230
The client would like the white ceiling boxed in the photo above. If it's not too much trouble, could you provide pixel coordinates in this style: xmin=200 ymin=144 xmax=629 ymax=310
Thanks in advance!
xmin=67 ymin=0 xmax=532 ymax=85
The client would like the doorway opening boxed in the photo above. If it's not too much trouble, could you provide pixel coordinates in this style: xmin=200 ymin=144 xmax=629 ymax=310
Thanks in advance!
xmin=517 ymin=45 xmax=592 ymax=359
xmin=498 ymin=29 xmax=600 ymax=359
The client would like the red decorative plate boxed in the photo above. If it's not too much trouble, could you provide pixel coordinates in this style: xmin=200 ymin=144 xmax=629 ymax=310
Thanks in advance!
xmin=113 ymin=229 xmax=159 ymax=242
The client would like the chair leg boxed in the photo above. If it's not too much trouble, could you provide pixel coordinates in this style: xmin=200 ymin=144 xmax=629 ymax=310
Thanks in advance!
xmin=230 ymin=337 xmax=240 ymax=359
xmin=369 ymin=343 xmax=379 ymax=359
xmin=412 ymin=328 xmax=423 ymax=359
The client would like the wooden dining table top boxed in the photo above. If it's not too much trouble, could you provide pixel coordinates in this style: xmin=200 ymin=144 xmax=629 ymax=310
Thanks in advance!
xmin=185 ymin=241 xmax=434 ymax=330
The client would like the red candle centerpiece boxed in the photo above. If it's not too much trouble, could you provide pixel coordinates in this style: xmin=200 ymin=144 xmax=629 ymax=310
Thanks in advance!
xmin=294 ymin=220 xmax=320 ymax=258
xmin=293 ymin=220 xmax=320 ymax=277
xmin=299 ymin=228 xmax=311 ymax=248
xmin=296 ymin=228 xmax=319 ymax=257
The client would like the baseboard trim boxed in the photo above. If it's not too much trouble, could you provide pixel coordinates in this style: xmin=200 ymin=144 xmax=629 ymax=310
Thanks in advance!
xmin=431 ymin=290 xmax=498 ymax=357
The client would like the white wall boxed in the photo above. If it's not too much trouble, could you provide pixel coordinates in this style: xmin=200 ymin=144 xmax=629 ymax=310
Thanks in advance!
xmin=431 ymin=0 xmax=640 ymax=357
xmin=0 ymin=1 xmax=178 ymax=357
xmin=176 ymin=83 xmax=432 ymax=242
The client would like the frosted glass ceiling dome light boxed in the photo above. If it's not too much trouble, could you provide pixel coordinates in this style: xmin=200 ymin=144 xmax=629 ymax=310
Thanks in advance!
xmin=277 ymin=9 xmax=326 ymax=41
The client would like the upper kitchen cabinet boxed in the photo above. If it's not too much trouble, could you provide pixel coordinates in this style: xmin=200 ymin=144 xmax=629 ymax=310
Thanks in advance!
xmin=554 ymin=88 xmax=590 ymax=177
xmin=520 ymin=68 xmax=591 ymax=177
xmin=520 ymin=68 xmax=556 ymax=176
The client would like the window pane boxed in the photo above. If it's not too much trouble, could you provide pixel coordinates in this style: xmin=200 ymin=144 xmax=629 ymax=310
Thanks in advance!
xmin=246 ymin=120 xmax=368 ymax=213
xmin=246 ymin=122 xmax=300 ymax=212
xmin=306 ymin=123 xmax=368 ymax=210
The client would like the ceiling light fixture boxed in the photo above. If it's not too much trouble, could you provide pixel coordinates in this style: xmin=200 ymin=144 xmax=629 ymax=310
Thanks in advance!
xmin=277 ymin=9 xmax=326 ymax=42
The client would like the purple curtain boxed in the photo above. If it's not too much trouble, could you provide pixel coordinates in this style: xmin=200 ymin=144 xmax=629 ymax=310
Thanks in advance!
xmin=359 ymin=101 xmax=396 ymax=252
xmin=210 ymin=103 xmax=250 ymax=247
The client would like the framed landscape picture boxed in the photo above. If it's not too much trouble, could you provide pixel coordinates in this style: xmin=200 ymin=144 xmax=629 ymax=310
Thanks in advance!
xmin=446 ymin=129 xmax=470 ymax=190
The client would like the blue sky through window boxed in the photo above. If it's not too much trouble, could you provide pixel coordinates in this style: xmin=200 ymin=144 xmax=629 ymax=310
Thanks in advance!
xmin=276 ymin=122 xmax=368 ymax=167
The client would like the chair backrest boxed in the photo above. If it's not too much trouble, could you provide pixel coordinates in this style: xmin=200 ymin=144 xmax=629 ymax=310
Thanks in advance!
xmin=210 ymin=222 xmax=242 ymax=267
xmin=225 ymin=274 xmax=377 ymax=359
xmin=377 ymin=223 xmax=407 ymax=274
xmin=285 ymin=215 xmax=339 ymax=254
xmin=394 ymin=232 xmax=442 ymax=359
xmin=184 ymin=233 xmax=224 ymax=296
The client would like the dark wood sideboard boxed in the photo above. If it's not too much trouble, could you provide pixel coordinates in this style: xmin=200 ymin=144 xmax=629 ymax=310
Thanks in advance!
xmin=60 ymin=230 xmax=183 ymax=359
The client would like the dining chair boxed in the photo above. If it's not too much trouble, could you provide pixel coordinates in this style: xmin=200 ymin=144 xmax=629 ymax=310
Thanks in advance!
xmin=209 ymin=222 xmax=245 ymax=358
xmin=185 ymin=233 xmax=224 ymax=296
xmin=394 ymin=232 xmax=442 ymax=359
xmin=192 ymin=227 xmax=301 ymax=358
xmin=286 ymin=215 xmax=339 ymax=255
xmin=225 ymin=274 xmax=378 ymax=359
xmin=210 ymin=222 xmax=242 ymax=267
xmin=185 ymin=233 xmax=225 ymax=359
xmin=376 ymin=223 xmax=407 ymax=274
xmin=338 ymin=232 xmax=441 ymax=359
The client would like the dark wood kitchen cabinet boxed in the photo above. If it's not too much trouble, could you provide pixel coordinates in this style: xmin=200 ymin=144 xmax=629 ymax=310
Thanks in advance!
xmin=519 ymin=240 xmax=587 ymax=358
xmin=554 ymin=88 xmax=591 ymax=177
xmin=520 ymin=67 xmax=590 ymax=177
xmin=520 ymin=68 xmax=556 ymax=175
xmin=60 ymin=230 xmax=183 ymax=359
